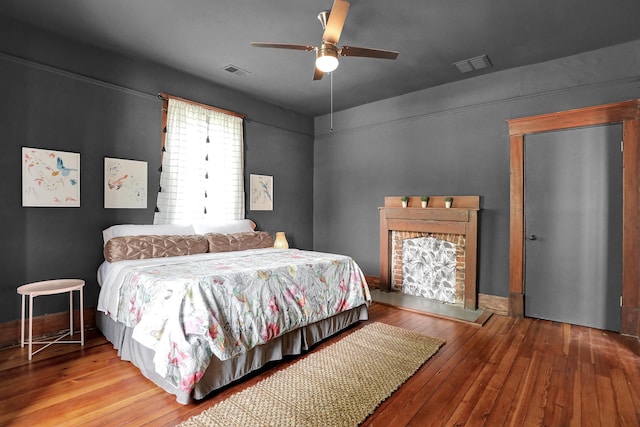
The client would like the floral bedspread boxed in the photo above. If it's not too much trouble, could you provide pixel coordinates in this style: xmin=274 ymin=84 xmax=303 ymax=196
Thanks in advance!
xmin=98 ymin=248 xmax=370 ymax=392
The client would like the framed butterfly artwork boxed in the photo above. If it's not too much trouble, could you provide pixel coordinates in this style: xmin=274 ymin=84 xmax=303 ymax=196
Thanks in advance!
xmin=22 ymin=147 xmax=80 ymax=207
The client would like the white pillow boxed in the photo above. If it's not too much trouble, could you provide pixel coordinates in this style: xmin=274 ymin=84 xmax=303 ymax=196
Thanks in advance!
xmin=192 ymin=219 xmax=256 ymax=235
xmin=102 ymin=223 xmax=196 ymax=245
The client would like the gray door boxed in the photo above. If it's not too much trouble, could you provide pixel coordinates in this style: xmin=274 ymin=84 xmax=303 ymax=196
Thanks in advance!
xmin=524 ymin=124 xmax=622 ymax=331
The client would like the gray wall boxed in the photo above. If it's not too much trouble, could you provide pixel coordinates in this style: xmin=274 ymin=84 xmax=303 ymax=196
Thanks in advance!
xmin=244 ymin=120 xmax=313 ymax=250
xmin=313 ymin=40 xmax=640 ymax=298
xmin=0 ymin=17 xmax=314 ymax=323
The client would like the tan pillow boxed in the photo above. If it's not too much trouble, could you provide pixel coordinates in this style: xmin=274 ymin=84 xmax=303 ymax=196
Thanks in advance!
xmin=104 ymin=234 xmax=209 ymax=262
xmin=206 ymin=231 xmax=275 ymax=253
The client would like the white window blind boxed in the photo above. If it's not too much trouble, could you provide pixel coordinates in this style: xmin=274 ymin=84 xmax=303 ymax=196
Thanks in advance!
xmin=154 ymin=98 xmax=244 ymax=224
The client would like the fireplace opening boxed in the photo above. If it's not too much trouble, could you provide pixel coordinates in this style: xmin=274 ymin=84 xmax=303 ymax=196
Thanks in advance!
xmin=391 ymin=232 xmax=465 ymax=306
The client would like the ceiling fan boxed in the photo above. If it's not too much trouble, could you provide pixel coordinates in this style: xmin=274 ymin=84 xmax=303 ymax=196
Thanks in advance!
xmin=251 ymin=0 xmax=399 ymax=80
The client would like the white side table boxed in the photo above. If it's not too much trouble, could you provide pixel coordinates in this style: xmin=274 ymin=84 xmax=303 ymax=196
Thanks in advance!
xmin=17 ymin=279 xmax=85 ymax=360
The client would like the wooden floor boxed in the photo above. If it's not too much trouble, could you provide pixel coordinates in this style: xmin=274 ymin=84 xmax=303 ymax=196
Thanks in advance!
xmin=1 ymin=303 xmax=639 ymax=426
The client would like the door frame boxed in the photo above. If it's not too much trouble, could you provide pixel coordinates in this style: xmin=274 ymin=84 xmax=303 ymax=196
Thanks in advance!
xmin=507 ymin=99 xmax=640 ymax=337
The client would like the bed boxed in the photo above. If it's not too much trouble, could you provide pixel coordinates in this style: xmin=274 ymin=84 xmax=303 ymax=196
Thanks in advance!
xmin=96 ymin=222 xmax=371 ymax=404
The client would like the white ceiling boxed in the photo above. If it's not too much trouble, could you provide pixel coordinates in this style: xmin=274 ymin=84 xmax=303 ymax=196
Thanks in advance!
xmin=2 ymin=0 xmax=640 ymax=117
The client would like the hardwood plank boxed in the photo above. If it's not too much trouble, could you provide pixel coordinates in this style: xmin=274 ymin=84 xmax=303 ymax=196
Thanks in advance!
xmin=521 ymin=321 xmax=560 ymax=425
xmin=580 ymin=361 xmax=601 ymax=425
xmin=568 ymin=345 xmax=582 ymax=426
xmin=595 ymin=372 xmax=620 ymax=427
xmin=503 ymin=320 xmax=546 ymax=425
xmin=542 ymin=355 xmax=569 ymax=426
xmin=562 ymin=322 xmax=571 ymax=355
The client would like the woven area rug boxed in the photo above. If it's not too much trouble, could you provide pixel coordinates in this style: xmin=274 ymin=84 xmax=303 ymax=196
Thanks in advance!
xmin=180 ymin=322 xmax=445 ymax=427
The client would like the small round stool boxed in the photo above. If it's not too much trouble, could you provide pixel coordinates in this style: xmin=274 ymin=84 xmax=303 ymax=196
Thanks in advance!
xmin=17 ymin=279 xmax=85 ymax=360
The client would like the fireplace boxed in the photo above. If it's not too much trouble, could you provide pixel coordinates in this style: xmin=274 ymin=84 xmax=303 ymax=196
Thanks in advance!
xmin=379 ymin=195 xmax=480 ymax=310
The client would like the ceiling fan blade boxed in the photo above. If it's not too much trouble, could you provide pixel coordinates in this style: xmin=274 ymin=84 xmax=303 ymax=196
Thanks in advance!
xmin=251 ymin=42 xmax=315 ymax=51
xmin=340 ymin=45 xmax=399 ymax=60
xmin=313 ymin=67 xmax=325 ymax=81
xmin=322 ymin=0 xmax=350 ymax=45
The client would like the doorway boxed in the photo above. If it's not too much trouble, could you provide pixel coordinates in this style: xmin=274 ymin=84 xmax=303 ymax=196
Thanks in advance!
xmin=524 ymin=125 xmax=622 ymax=331
xmin=506 ymin=100 xmax=640 ymax=337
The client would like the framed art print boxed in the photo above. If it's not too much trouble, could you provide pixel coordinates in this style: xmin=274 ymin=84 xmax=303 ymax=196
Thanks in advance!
xmin=250 ymin=174 xmax=273 ymax=211
xmin=104 ymin=157 xmax=148 ymax=209
xmin=22 ymin=147 xmax=80 ymax=207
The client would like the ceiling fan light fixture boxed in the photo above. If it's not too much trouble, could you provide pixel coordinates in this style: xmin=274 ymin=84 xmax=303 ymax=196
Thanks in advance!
xmin=316 ymin=44 xmax=339 ymax=73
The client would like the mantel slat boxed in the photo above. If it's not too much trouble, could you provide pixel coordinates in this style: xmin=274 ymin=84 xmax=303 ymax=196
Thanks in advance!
xmin=387 ymin=219 xmax=466 ymax=235
xmin=381 ymin=208 xmax=469 ymax=222
xmin=384 ymin=195 xmax=479 ymax=209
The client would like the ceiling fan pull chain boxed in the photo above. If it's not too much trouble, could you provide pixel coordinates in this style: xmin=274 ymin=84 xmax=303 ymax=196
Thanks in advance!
xmin=330 ymin=71 xmax=334 ymax=132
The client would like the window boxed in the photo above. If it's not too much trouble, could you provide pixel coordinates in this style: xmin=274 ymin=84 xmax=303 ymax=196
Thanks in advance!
xmin=154 ymin=96 xmax=244 ymax=224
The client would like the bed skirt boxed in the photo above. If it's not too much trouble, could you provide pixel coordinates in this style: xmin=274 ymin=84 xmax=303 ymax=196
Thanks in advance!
xmin=96 ymin=304 xmax=369 ymax=404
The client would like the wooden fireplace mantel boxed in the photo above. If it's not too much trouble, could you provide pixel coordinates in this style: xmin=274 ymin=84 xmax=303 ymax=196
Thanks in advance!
xmin=379 ymin=195 xmax=480 ymax=310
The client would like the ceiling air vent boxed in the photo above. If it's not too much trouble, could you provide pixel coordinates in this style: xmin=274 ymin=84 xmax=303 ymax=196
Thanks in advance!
xmin=452 ymin=54 xmax=492 ymax=74
xmin=221 ymin=64 xmax=251 ymax=77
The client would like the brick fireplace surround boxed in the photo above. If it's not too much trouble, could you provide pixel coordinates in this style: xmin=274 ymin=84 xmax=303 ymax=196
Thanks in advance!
xmin=379 ymin=195 xmax=480 ymax=310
